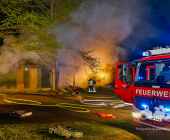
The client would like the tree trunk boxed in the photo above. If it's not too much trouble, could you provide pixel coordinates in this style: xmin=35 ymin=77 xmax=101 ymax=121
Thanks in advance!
xmin=73 ymin=73 xmax=75 ymax=89
xmin=56 ymin=61 xmax=59 ymax=90
xmin=52 ymin=67 xmax=55 ymax=91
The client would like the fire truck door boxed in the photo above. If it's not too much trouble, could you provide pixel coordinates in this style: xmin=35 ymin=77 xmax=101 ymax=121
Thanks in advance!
xmin=115 ymin=63 xmax=134 ymax=103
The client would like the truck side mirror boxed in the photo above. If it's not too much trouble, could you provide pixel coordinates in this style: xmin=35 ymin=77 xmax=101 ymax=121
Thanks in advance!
xmin=118 ymin=64 xmax=128 ymax=83
xmin=123 ymin=64 xmax=128 ymax=76
xmin=120 ymin=76 xmax=128 ymax=82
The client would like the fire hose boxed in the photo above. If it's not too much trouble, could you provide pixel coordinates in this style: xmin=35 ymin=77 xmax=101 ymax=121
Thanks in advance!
xmin=80 ymin=93 xmax=131 ymax=107
xmin=0 ymin=93 xmax=129 ymax=118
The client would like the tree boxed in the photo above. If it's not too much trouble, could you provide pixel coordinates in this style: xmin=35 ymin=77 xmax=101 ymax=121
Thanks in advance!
xmin=77 ymin=49 xmax=101 ymax=75
xmin=0 ymin=0 xmax=82 ymax=65
xmin=0 ymin=0 xmax=101 ymax=75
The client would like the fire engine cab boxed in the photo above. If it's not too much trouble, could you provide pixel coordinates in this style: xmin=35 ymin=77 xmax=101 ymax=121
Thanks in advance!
xmin=115 ymin=47 xmax=170 ymax=128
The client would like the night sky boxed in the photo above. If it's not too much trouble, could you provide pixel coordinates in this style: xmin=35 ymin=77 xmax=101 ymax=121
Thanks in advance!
xmin=120 ymin=0 xmax=170 ymax=62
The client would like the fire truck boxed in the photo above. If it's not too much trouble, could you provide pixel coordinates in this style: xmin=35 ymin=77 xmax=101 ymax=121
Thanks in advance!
xmin=115 ymin=47 xmax=170 ymax=129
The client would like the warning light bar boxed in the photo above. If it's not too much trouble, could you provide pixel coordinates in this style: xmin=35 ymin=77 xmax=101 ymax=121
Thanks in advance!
xmin=143 ymin=51 xmax=151 ymax=57
xmin=165 ymin=108 xmax=170 ymax=112
xmin=143 ymin=46 xmax=170 ymax=57
xmin=142 ymin=104 xmax=148 ymax=108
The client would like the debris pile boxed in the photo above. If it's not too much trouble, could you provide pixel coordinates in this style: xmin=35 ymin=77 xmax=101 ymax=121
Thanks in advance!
xmin=59 ymin=87 xmax=82 ymax=95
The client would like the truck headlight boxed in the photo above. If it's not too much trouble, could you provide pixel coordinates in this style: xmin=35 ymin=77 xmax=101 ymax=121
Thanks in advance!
xmin=132 ymin=112 xmax=140 ymax=118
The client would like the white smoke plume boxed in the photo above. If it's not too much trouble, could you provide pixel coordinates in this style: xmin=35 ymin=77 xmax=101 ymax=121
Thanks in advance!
xmin=54 ymin=0 xmax=146 ymax=87
xmin=0 ymin=36 xmax=41 ymax=75
xmin=0 ymin=0 xmax=155 ymax=88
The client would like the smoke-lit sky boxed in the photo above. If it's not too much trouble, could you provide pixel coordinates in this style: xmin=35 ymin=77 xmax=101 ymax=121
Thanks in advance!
xmin=1 ymin=0 xmax=170 ymax=86
xmin=54 ymin=0 xmax=170 ymax=86
xmin=120 ymin=0 xmax=170 ymax=61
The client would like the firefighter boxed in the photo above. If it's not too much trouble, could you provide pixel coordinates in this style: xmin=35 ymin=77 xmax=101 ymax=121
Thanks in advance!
xmin=160 ymin=65 xmax=170 ymax=80
xmin=88 ymin=77 xmax=96 ymax=93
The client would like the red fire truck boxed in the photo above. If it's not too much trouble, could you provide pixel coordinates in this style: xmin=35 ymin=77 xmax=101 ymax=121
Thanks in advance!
xmin=115 ymin=47 xmax=170 ymax=129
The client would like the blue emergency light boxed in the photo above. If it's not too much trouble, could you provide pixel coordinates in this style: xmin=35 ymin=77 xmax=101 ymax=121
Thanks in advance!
xmin=143 ymin=51 xmax=150 ymax=57
xmin=142 ymin=104 xmax=148 ymax=108
xmin=165 ymin=108 xmax=170 ymax=112
xmin=143 ymin=52 xmax=146 ymax=56
xmin=138 ymin=77 xmax=143 ymax=80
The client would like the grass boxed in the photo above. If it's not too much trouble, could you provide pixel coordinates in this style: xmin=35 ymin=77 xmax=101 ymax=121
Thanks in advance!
xmin=1 ymin=92 xmax=170 ymax=139
xmin=0 ymin=121 xmax=141 ymax=140
xmin=2 ymin=119 xmax=170 ymax=140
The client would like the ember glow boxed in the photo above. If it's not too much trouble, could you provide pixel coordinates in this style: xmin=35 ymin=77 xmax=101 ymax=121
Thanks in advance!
xmin=100 ymin=74 xmax=104 ymax=77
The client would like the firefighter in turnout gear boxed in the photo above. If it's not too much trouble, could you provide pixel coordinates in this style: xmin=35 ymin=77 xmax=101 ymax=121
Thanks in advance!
xmin=88 ymin=77 xmax=96 ymax=93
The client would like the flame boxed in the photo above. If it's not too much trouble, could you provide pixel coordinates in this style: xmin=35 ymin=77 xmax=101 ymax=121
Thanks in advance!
xmin=100 ymin=74 xmax=104 ymax=77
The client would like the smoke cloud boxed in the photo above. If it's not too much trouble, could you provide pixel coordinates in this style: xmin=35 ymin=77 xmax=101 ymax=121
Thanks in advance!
xmin=0 ymin=36 xmax=41 ymax=75
xmin=53 ymin=0 xmax=150 ymax=87
xmin=0 ymin=0 xmax=159 ymax=88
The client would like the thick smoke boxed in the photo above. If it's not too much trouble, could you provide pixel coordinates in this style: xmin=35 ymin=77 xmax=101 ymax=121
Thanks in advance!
xmin=0 ymin=36 xmax=41 ymax=75
xmin=0 ymin=0 xmax=156 ymax=87
xmin=54 ymin=0 xmax=148 ymax=87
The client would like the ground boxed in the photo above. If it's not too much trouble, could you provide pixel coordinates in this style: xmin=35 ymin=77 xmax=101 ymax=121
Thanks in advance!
xmin=0 ymin=89 xmax=170 ymax=140
xmin=0 ymin=92 xmax=129 ymax=124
